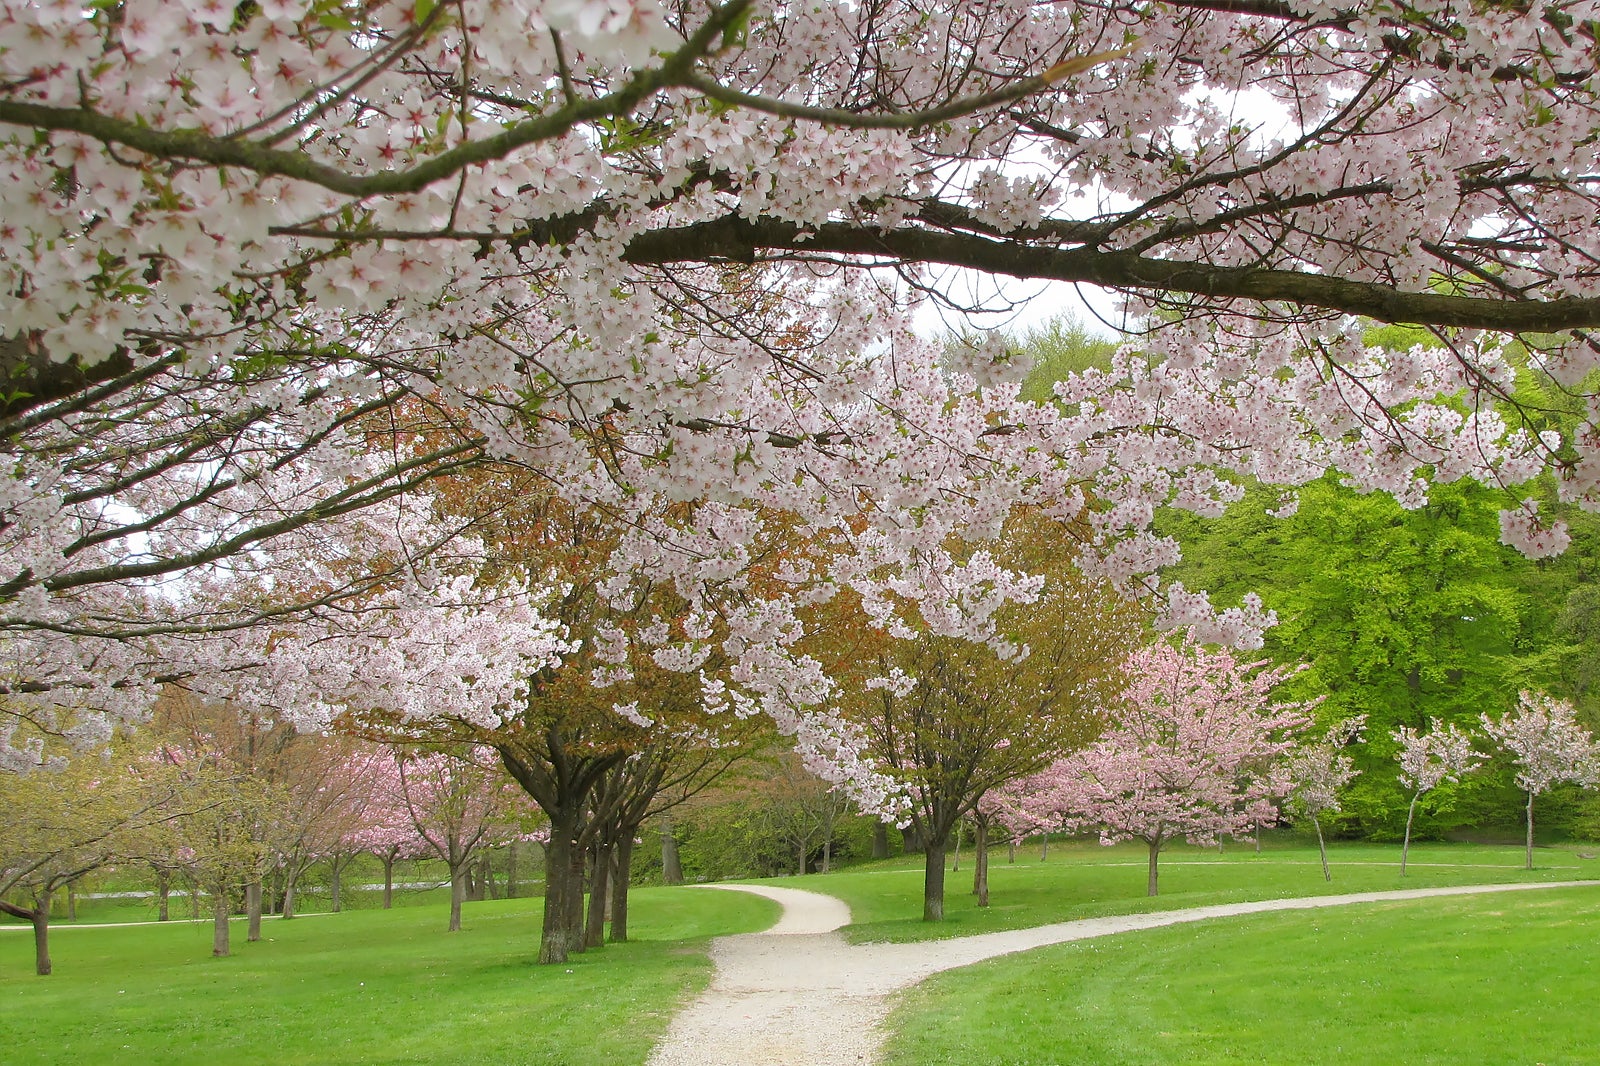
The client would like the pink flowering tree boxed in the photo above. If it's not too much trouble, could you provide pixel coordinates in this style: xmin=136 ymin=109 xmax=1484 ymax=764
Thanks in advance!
xmin=1392 ymin=720 xmax=1482 ymax=875
xmin=8 ymin=0 xmax=1600 ymax=792
xmin=1057 ymin=640 xmax=1316 ymax=896
xmin=1285 ymin=716 xmax=1366 ymax=882
xmin=392 ymin=748 xmax=529 ymax=932
xmin=1482 ymin=691 xmax=1600 ymax=870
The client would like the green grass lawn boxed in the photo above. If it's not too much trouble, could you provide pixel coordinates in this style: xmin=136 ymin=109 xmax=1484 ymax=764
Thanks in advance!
xmin=0 ymin=887 xmax=778 ymax=1066
xmin=880 ymin=886 xmax=1600 ymax=1065
xmin=766 ymin=838 xmax=1599 ymax=943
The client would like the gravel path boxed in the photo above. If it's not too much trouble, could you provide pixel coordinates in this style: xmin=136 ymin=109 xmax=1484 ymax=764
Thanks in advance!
xmin=645 ymin=878 xmax=1600 ymax=1066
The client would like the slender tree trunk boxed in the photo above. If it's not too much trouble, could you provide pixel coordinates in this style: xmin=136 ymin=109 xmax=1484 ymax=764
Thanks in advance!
xmin=506 ymin=841 xmax=519 ymax=899
xmin=65 ymin=886 xmax=76 ymax=921
xmin=1401 ymin=793 xmax=1421 ymax=876
xmin=1008 ymin=837 xmax=1016 ymax=864
xmin=1041 ymin=834 xmax=1049 ymax=862
xmin=796 ymin=837 xmax=808 ymax=876
xmin=1313 ymin=815 xmax=1331 ymax=882
xmin=212 ymin=889 xmax=231 ymax=957
xmin=156 ymin=869 xmax=171 ymax=922
xmin=974 ymin=818 xmax=990 ymax=907
xmin=610 ymin=835 xmax=635 ymax=943
xmin=1254 ymin=819 xmax=1263 ymax=854
xmin=1526 ymin=790 xmax=1536 ymax=871
xmin=822 ymin=836 xmax=833 ymax=874
xmin=585 ymin=840 xmax=612 ymax=950
xmin=281 ymin=878 xmax=297 ymax=920
xmin=330 ymin=860 xmax=343 ymax=913
xmin=952 ymin=821 xmax=963 ymax=872
xmin=482 ymin=853 xmax=497 ymax=900
xmin=872 ymin=822 xmax=890 ymax=860
xmin=660 ymin=818 xmax=683 ymax=884
xmin=923 ymin=843 xmax=948 ymax=921
xmin=187 ymin=875 xmax=201 ymax=920
xmin=382 ymin=852 xmax=395 ymax=909
xmin=246 ymin=881 xmax=263 ymax=942
xmin=1146 ymin=838 xmax=1162 ymax=897
xmin=448 ymin=859 xmax=466 ymax=933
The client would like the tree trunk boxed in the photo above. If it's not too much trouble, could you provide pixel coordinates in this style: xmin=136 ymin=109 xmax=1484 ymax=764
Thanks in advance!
xmin=796 ymin=837 xmax=807 ymax=876
xmin=187 ymin=875 xmax=201 ymax=920
xmin=330 ymin=860 xmax=343 ymax=913
xmin=1255 ymin=819 xmax=1263 ymax=854
xmin=480 ymin=853 xmax=496 ymax=900
xmin=821 ymin=836 xmax=833 ymax=874
xmin=1313 ymin=815 xmax=1331 ymax=882
xmin=872 ymin=822 xmax=890 ymax=860
xmin=974 ymin=819 xmax=990 ymax=907
xmin=923 ymin=843 xmax=948 ymax=921
xmin=281 ymin=878 xmax=297 ymax=920
xmin=1008 ymin=838 xmax=1016 ymax=864
xmin=903 ymin=824 xmax=925 ymax=854
xmin=156 ymin=869 xmax=171 ymax=922
xmin=448 ymin=859 xmax=467 ymax=932
xmin=65 ymin=886 xmax=76 ymax=922
xmin=565 ymin=841 xmax=587 ymax=953
xmin=952 ymin=820 xmax=963 ymax=872
xmin=506 ymin=841 xmax=519 ymax=899
xmin=382 ymin=852 xmax=395 ymax=909
xmin=212 ymin=890 xmax=231 ymax=957
xmin=1401 ymin=793 xmax=1420 ymax=876
xmin=32 ymin=904 xmax=52 ymax=976
xmin=246 ymin=881 xmax=262 ymax=942
xmin=1526 ymin=790 xmax=1536 ymax=871
xmin=660 ymin=818 xmax=683 ymax=885
xmin=1146 ymin=838 xmax=1162 ymax=897
xmin=610 ymin=835 xmax=635 ymax=943
xmin=585 ymin=840 xmax=612 ymax=950
xmin=1041 ymin=834 xmax=1049 ymax=862
xmin=540 ymin=825 xmax=576 ymax=964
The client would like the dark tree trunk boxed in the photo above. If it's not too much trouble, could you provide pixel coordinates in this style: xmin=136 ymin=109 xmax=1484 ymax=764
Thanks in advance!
xmin=32 ymin=903 xmax=52 ymax=976
xmin=540 ymin=819 xmax=579 ymax=960
xmin=448 ymin=860 xmax=467 ymax=932
xmin=156 ymin=868 xmax=171 ymax=922
xmin=974 ymin=818 xmax=990 ymax=907
xmin=1146 ymin=838 xmax=1162 ymax=897
xmin=1313 ymin=815 xmax=1331 ymax=882
xmin=585 ymin=840 xmax=613 ymax=950
xmin=465 ymin=864 xmax=481 ymax=903
xmin=382 ymin=852 xmax=395 ymax=909
xmin=65 ymin=886 xmax=76 ymax=921
xmin=903 ymin=824 xmax=925 ymax=855
xmin=330 ymin=861 xmax=343 ymax=913
xmin=1041 ymin=834 xmax=1049 ymax=862
xmin=923 ymin=843 xmax=948 ymax=921
xmin=660 ymin=818 xmax=683 ymax=885
xmin=872 ymin=822 xmax=890 ymax=860
xmin=212 ymin=889 xmax=231 ymax=957
xmin=565 ymin=841 xmax=587 ymax=952
xmin=796 ymin=838 xmax=808 ymax=875
xmin=610 ymin=835 xmax=635 ymax=943
xmin=952 ymin=820 xmax=963 ymax=872
xmin=246 ymin=881 xmax=263 ymax=942
xmin=479 ymin=853 xmax=496 ymax=900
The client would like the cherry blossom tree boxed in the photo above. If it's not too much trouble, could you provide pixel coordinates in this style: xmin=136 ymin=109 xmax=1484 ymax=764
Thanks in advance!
xmin=1285 ymin=716 xmax=1366 ymax=881
xmin=1482 ymin=691 xmax=1600 ymax=870
xmin=8 ymin=0 xmax=1600 ymax=790
xmin=1057 ymin=640 xmax=1315 ymax=896
xmin=393 ymin=748 xmax=528 ymax=932
xmin=1392 ymin=719 xmax=1482 ymax=875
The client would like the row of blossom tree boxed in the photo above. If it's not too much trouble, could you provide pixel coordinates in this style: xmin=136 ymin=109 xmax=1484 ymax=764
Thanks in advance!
xmin=984 ymin=645 xmax=1600 ymax=897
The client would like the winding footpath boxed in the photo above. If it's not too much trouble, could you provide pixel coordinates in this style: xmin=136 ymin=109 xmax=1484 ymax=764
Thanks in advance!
xmin=646 ymin=878 xmax=1600 ymax=1066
